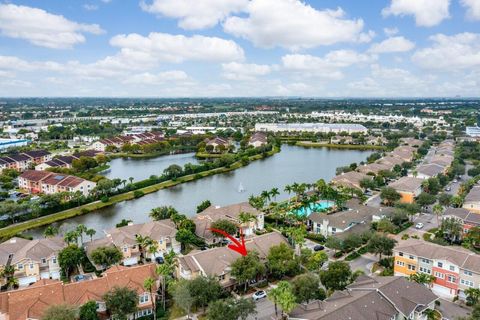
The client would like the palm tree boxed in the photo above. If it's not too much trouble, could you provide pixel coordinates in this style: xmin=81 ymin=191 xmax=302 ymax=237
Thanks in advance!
xmin=144 ymin=277 xmax=157 ymax=320
xmin=135 ymin=235 xmax=153 ymax=263
xmin=121 ymin=179 xmax=127 ymax=188
xmin=76 ymin=224 xmax=88 ymax=245
xmin=64 ymin=230 xmax=79 ymax=245
xmin=128 ymin=177 xmax=134 ymax=185
xmin=287 ymin=226 xmax=306 ymax=256
xmin=270 ymin=188 xmax=280 ymax=202
xmin=43 ymin=226 xmax=59 ymax=238
xmin=85 ymin=228 xmax=96 ymax=242
xmin=238 ymin=212 xmax=257 ymax=234
xmin=409 ymin=273 xmax=435 ymax=286
xmin=261 ymin=190 xmax=271 ymax=204
xmin=432 ymin=204 xmax=444 ymax=228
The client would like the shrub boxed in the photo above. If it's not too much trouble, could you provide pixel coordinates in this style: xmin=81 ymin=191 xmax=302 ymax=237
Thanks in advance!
xmin=358 ymin=246 xmax=368 ymax=255
xmin=423 ymin=233 xmax=432 ymax=241
xmin=345 ymin=251 xmax=360 ymax=261
xmin=306 ymin=233 xmax=326 ymax=243
xmin=401 ymin=234 xmax=410 ymax=240
xmin=133 ymin=190 xmax=144 ymax=198
xmin=333 ymin=251 xmax=344 ymax=258
xmin=100 ymin=195 xmax=110 ymax=203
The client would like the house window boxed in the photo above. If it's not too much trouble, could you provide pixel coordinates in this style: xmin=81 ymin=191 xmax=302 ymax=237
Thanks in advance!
xmin=421 ymin=258 xmax=430 ymax=264
xmin=464 ymin=270 xmax=473 ymax=276
xmin=437 ymin=262 xmax=443 ymax=268
xmin=449 ymin=265 xmax=456 ymax=271
xmin=52 ymin=257 xmax=57 ymax=264
xmin=407 ymin=264 xmax=416 ymax=271
xmin=434 ymin=272 xmax=444 ymax=279
xmin=218 ymin=274 xmax=225 ymax=281
xmin=399 ymin=252 xmax=404 ymax=257
xmin=18 ymin=264 xmax=23 ymax=270
xmin=419 ymin=267 xmax=431 ymax=274
xmin=29 ymin=263 xmax=34 ymax=269
xmin=409 ymin=255 xmax=415 ymax=260
xmin=139 ymin=293 xmax=149 ymax=304
xmin=396 ymin=261 xmax=405 ymax=267
xmin=41 ymin=258 xmax=46 ymax=264
xmin=461 ymin=279 xmax=474 ymax=287
xmin=123 ymin=247 xmax=128 ymax=253
xmin=447 ymin=275 xmax=456 ymax=283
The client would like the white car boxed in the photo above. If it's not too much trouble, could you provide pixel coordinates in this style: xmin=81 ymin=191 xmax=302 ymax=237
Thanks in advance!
xmin=252 ymin=290 xmax=267 ymax=301
xmin=415 ymin=223 xmax=424 ymax=229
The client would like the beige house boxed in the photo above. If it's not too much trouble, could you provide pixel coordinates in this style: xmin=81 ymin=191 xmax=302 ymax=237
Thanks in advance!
xmin=463 ymin=186 xmax=480 ymax=214
xmin=388 ymin=176 xmax=423 ymax=204
xmin=194 ymin=202 xmax=264 ymax=244
xmin=331 ymin=171 xmax=372 ymax=190
xmin=0 ymin=237 xmax=65 ymax=287
xmin=86 ymin=220 xmax=180 ymax=266
xmin=19 ymin=170 xmax=96 ymax=196
xmin=176 ymin=232 xmax=287 ymax=288
xmin=248 ymin=132 xmax=268 ymax=148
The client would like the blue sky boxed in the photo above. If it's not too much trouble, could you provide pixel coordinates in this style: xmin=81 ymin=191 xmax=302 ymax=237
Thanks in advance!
xmin=0 ymin=0 xmax=479 ymax=97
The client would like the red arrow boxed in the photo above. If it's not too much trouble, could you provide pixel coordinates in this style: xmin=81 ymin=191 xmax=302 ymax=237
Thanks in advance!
xmin=209 ymin=227 xmax=248 ymax=256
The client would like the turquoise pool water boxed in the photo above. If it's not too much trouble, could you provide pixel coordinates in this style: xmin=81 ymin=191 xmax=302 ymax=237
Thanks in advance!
xmin=291 ymin=200 xmax=334 ymax=217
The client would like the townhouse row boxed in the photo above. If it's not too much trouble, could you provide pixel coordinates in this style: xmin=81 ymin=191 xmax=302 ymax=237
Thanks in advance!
xmin=18 ymin=170 xmax=96 ymax=197
xmin=35 ymin=149 xmax=101 ymax=171
xmin=0 ymin=150 xmax=51 ymax=173
xmin=91 ymin=131 xmax=165 ymax=152
xmin=394 ymin=239 xmax=480 ymax=300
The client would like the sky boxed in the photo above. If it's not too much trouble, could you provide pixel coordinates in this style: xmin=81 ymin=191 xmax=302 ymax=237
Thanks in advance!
xmin=0 ymin=0 xmax=479 ymax=98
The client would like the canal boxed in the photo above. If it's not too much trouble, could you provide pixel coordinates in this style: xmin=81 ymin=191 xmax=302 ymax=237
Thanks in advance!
xmin=27 ymin=145 xmax=372 ymax=238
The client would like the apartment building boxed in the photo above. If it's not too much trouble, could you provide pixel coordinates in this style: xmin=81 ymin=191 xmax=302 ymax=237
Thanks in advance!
xmin=0 ymin=264 xmax=157 ymax=320
xmin=176 ymin=232 xmax=287 ymax=288
xmin=0 ymin=237 xmax=65 ymax=287
xmin=91 ymin=132 xmax=164 ymax=152
xmin=394 ymin=240 xmax=480 ymax=300
xmin=35 ymin=150 xmax=100 ymax=171
xmin=254 ymin=123 xmax=368 ymax=134
xmin=86 ymin=220 xmax=180 ymax=266
xmin=19 ymin=170 xmax=96 ymax=196
xmin=0 ymin=150 xmax=52 ymax=173
xmin=290 ymin=275 xmax=438 ymax=320
xmin=194 ymin=202 xmax=264 ymax=244
xmin=21 ymin=150 xmax=52 ymax=165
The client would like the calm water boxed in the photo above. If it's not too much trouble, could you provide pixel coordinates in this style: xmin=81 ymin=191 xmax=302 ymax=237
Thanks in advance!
xmin=27 ymin=145 xmax=372 ymax=238
xmin=102 ymin=153 xmax=199 ymax=182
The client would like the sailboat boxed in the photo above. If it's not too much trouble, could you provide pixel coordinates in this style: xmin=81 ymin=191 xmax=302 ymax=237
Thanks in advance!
xmin=238 ymin=182 xmax=245 ymax=193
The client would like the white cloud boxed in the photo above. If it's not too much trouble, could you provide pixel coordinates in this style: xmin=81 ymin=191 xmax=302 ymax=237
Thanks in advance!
xmin=412 ymin=33 xmax=480 ymax=70
xmin=383 ymin=27 xmax=399 ymax=36
xmin=83 ymin=4 xmax=99 ymax=11
xmin=222 ymin=62 xmax=272 ymax=81
xmin=382 ymin=0 xmax=450 ymax=27
xmin=0 ymin=4 xmax=104 ymax=49
xmin=282 ymin=50 xmax=374 ymax=79
xmin=369 ymin=36 xmax=415 ymax=53
xmin=223 ymin=0 xmax=367 ymax=50
xmin=110 ymin=32 xmax=245 ymax=63
xmin=123 ymin=71 xmax=190 ymax=85
xmin=140 ymin=0 xmax=248 ymax=29
xmin=461 ymin=0 xmax=480 ymax=20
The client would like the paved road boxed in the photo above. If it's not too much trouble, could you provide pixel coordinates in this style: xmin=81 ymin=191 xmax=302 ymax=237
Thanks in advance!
xmin=437 ymin=298 xmax=472 ymax=320
xmin=348 ymin=255 xmax=376 ymax=275
xmin=248 ymin=298 xmax=279 ymax=320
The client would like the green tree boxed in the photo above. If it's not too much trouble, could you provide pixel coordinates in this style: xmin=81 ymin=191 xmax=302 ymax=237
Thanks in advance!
xmin=41 ymin=304 xmax=77 ymax=320
xmin=172 ymin=280 xmax=194 ymax=319
xmin=103 ymin=286 xmax=138 ymax=320
xmin=416 ymin=192 xmax=436 ymax=208
xmin=409 ymin=273 xmax=435 ymax=285
xmin=175 ymin=228 xmax=197 ymax=251
xmin=432 ymin=204 xmax=444 ymax=227
xmin=320 ymin=261 xmax=352 ymax=291
xmin=188 ymin=276 xmax=223 ymax=312
xmin=325 ymin=236 xmax=342 ymax=254
xmin=367 ymin=234 xmax=397 ymax=260
xmin=43 ymin=226 xmax=59 ymax=238
xmin=380 ymin=187 xmax=401 ymax=206
xmin=79 ymin=301 xmax=99 ymax=320
xmin=304 ymin=251 xmax=328 ymax=271
xmin=58 ymin=245 xmax=84 ymax=279
xmin=267 ymin=243 xmax=300 ymax=279
xmin=211 ymin=219 xmax=238 ymax=236
xmin=465 ymin=288 xmax=480 ymax=306
xmin=150 ymin=206 xmax=179 ymax=221
xmin=268 ymin=281 xmax=297 ymax=319
xmin=196 ymin=200 xmax=212 ymax=213
xmin=144 ymin=277 xmax=157 ymax=320
xmin=207 ymin=298 xmax=256 ymax=320
xmin=163 ymin=164 xmax=183 ymax=179
xmin=291 ymin=273 xmax=321 ymax=303
xmin=231 ymin=251 xmax=266 ymax=292
xmin=90 ymin=246 xmax=123 ymax=268
xmin=441 ymin=217 xmax=463 ymax=243
xmin=85 ymin=228 xmax=96 ymax=242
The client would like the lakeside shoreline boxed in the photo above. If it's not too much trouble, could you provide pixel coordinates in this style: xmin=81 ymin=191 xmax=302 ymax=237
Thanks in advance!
xmin=296 ymin=141 xmax=386 ymax=150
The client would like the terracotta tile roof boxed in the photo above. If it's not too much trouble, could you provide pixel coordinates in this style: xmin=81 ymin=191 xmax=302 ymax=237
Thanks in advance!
xmin=19 ymin=170 xmax=52 ymax=182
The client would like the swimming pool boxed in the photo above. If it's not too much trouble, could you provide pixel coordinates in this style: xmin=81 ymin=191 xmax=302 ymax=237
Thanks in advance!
xmin=291 ymin=200 xmax=334 ymax=217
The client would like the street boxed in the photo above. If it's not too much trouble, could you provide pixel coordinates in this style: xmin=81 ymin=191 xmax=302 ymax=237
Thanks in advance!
xmin=348 ymin=254 xmax=376 ymax=275
xmin=248 ymin=298 xmax=278 ymax=320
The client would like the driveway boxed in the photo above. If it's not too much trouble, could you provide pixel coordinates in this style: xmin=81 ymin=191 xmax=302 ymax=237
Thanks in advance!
xmin=437 ymin=298 xmax=472 ymax=320
xmin=248 ymin=297 xmax=279 ymax=320
xmin=348 ymin=254 xmax=377 ymax=275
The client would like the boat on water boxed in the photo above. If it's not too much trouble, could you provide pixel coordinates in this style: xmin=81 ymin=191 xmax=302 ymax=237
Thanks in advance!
xmin=238 ymin=182 xmax=245 ymax=193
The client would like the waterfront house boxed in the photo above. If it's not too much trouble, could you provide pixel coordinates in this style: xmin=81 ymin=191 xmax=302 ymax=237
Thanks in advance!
xmin=0 ymin=237 xmax=65 ymax=287
xmin=330 ymin=135 xmax=353 ymax=145
xmin=289 ymin=275 xmax=438 ymax=320
xmin=394 ymin=239 xmax=480 ymax=300
xmin=0 ymin=263 xmax=157 ymax=320
xmin=463 ymin=185 xmax=480 ymax=214
xmin=388 ymin=176 xmax=423 ymax=204
xmin=86 ymin=220 xmax=180 ymax=266
xmin=357 ymin=162 xmax=391 ymax=175
xmin=248 ymin=132 xmax=268 ymax=148
xmin=176 ymin=232 xmax=287 ymax=288
xmin=204 ymin=136 xmax=232 ymax=153
xmin=331 ymin=171 xmax=372 ymax=190
xmin=19 ymin=170 xmax=96 ymax=196
xmin=194 ymin=202 xmax=264 ymax=244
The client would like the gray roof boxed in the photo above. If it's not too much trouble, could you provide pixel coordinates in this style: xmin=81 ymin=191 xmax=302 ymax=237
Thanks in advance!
xmin=388 ymin=177 xmax=423 ymax=193
xmin=416 ymin=163 xmax=445 ymax=177
xmin=465 ymin=186 xmax=480 ymax=203
xmin=104 ymin=220 xmax=177 ymax=246
xmin=290 ymin=276 xmax=437 ymax=320
xmin=0 ymin=237 xmax=65 ymax=265
xmin=444 ymin=207 xmax=480 ymax=226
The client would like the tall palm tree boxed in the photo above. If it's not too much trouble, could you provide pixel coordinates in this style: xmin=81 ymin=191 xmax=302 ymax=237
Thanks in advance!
xmin=85 ymin=228 xmax=96 ymax=242
xmin=64 ymin=230 xmax=79 ymax=245
xmin=143 ymin=277 xmax=157 ymax=320
xmin=261 ymin=190 xmax=271 ymax=204
xmin=135 ymin=235 xmax=153 ymax=263
xmin=270 ymin=188 xmax=280 ymax=202
xmin=128 ymin=177 xmax=134 ymax=185
xmin=43 ymin=226 xmax=59 ymax=238
xmin=76 ymin=224 xmax=88 ymax=245
xmin=432 ymin=204 xmax=444 ymax=228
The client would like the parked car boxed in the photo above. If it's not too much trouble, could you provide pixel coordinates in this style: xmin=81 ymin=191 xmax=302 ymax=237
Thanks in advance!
xmin=415 ymin=223 xmax=424 ymax=229
xmin=445 ymin=186 xmax=451 ymax=192
xmin=252 ymin=290 xmax=267 ymax=301
xmin=313 ymin=245 xmax=325 ymax=251
xmin=155 ymin=256 xmax=165 ymax=264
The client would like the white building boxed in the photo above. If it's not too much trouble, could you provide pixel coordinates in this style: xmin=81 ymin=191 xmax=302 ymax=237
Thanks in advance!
xmin=255 ymin=123 xmax=368 ymax=134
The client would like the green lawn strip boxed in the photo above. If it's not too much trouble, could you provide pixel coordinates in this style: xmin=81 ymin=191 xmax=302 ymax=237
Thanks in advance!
xmin=296 ymin=141 xmax=385 ymax=150
xmin=0 ymin=147 xmax=279 ymax=239
xmin=194 ymin=152 xmax=224 ymax=159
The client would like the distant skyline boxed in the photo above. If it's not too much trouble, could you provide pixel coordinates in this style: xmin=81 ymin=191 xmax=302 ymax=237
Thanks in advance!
xmin=0 ymin=0 xmax=479 ymax=98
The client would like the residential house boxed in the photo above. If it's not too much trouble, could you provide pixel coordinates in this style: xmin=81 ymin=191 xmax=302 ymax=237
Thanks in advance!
xmin=0 ymin=264 xmax=157 ymax=320
xmin=194 ymin=202 xmax=264 ymax=244
xmin=0 ymin=154 xmax=32 ymax=172
xmin=248 ymin=132 xmax=268 ymax=148
xmin=91 ymin=133 xmax=164 ymax=152
xmin=463 ymin=185 xmax=480 ymax=214
xmin=309 ymin=200 xmax=395 ymax=237
xmin=0 ymin=237 xmax=65 ymax=287
xmin=289 ymin=275 xmax=438 ymax=320
xmin=443 ymin=207 xmax=480 ymax=234
xmin=205 ymin=136 xmax=232 ymax=153
xmin=388 ymin=176 xmax=423 ymax=204
xmin=401 ymin=137 xmax=424 ymax=147
xmin=331 ymin=171 xmax=372 ymax=190
xmin=86 ymin=220 xmax=180 ymax=266
xmin=414 ymin=163 xmax=447 ymax=179
xmin=357 ymin=162 xmax=391 ymax=175
xmin=19 ymin=170 xmax=96 ymax=196
xmin=394 ymin=239 xmax=480 ymax=300
xmin=330 ymin=135 xmax=353 ymax=145
xmin=391 ymin=146 xmax=416 ymax=162
xmin=176 ymin=232 xmax=287 ymax=288
xmin=21 ymin=150 xmax=52 ymax=165
xmin=35 ymin=151 xmax=100 ymax=171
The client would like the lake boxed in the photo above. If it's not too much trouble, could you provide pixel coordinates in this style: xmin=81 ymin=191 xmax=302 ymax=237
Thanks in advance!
xmin=27 ymin=145 xmax=372 ymax=238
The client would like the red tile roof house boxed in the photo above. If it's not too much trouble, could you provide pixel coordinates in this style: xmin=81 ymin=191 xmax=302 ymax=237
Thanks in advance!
xmin=248 ymin=132 xmax=268 ymax=148
xmin=21 ymin=150 xmax=52 ymax=165
xmin=0 ymin=264 xmax=157 ymax=320
xmin=19 ymin=170 xmax=96 ymax=196
xmin=0 ymin=154 xmax=32 ymax=173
